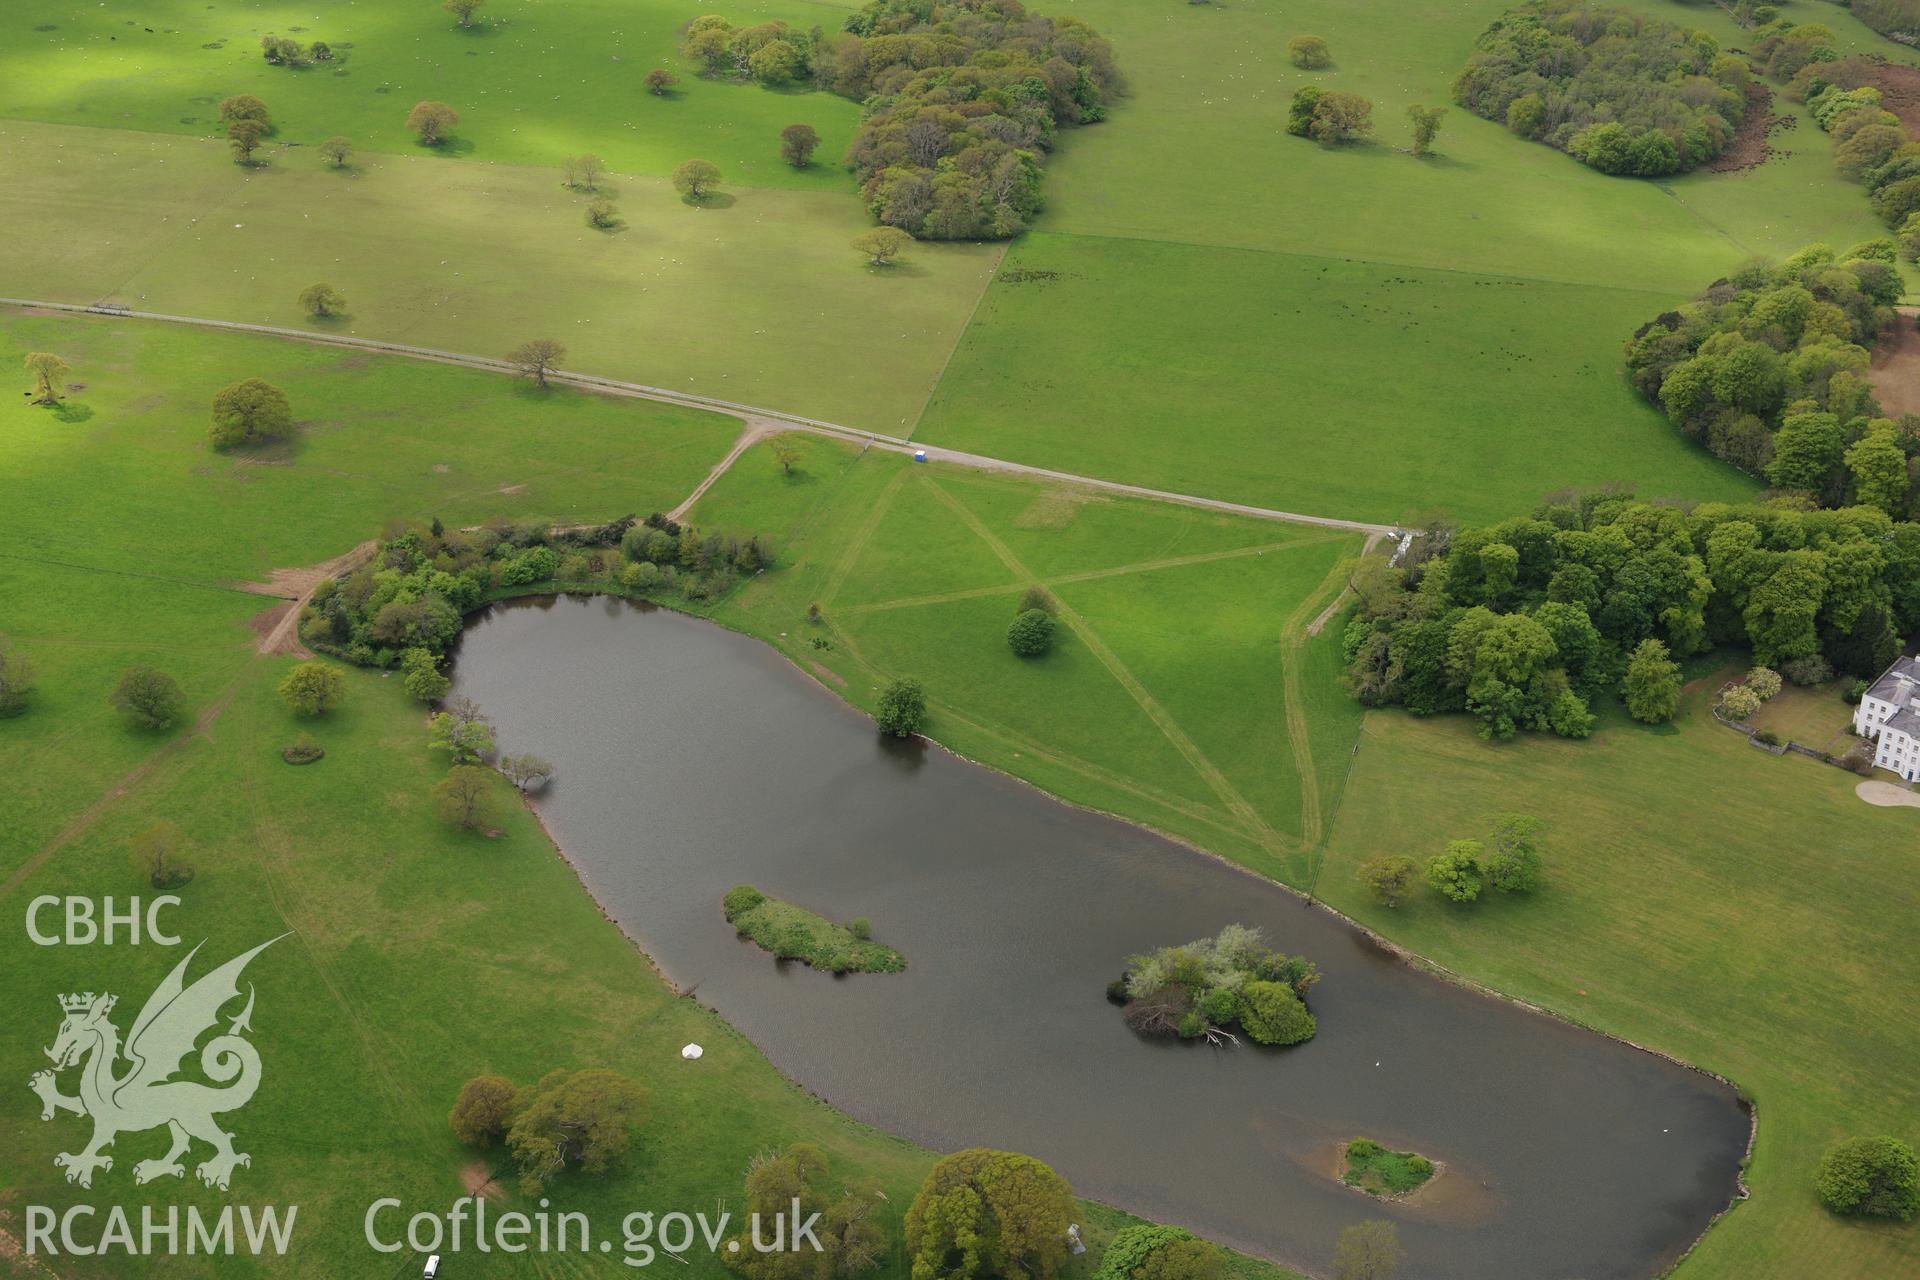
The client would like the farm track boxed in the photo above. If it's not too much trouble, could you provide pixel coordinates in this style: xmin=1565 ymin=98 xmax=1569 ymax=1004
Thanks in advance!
xmin=0 ymin=298 xmax=1402 ymax=540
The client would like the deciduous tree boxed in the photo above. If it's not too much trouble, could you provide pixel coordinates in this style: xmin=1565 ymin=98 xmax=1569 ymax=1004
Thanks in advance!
xmin=1622 ymin=638 xmax=1682 ymax=723
xmin=1358 ymin=855 xmax=1417 ymax=907
xmin=129 ymin=819 xmax=195 ymax=889
xmin=24 ymin=352 xmax=68 ymax=405
xmin=228 ymin=118 xmax=267 ymax=165
xmin=209 ymin=378 xmax=293 ymax=449
xmin=505 ymin=1069 xmax=648 ymax=1193
xmin=500 ymin=753 xmax=555 ymax=791
xmin=430 ymin=702 xmax=496 ymax=763
xmin=1816 ymin=1135 xmax=1920 ymax=1221
xmin=111 ymin=666 xmax=184 ymax=730
xmin=852 ymin=227 xmax=911 ymax=266
xmin=507 ymin=339 xmax=567 ymax=388
xmin=780 ymin=123 xmax=820 ymax=168
xmin=875 ymin=676 xmax=925 ymax=738
xmin=1332 ymin=1220 xmax=1404 ymax=1280
xmin=644 ymin=68 xmax=679 ymax=95
xmin=318 ymin=135 xmax=354 ymax=167
xmin=444 ymin=0 xmax=484 ymax=28
xmin=1407 ymin=105 xmax=1447 ymax=158
xmin=1425 ymin=840 xmax=1484 ymax=903
xmin=434 ymin=764 xmax=503 ymax=831
xmin=672 ymin=158 xmax=722 ymax=200
xmin=407 ymin=100 xmax=459 ymax=145
xmin=449 ymin=1075 xmax=516 ymax=1145
xmin=219 ymin=95 xmax=271 ymax=128
xmin=278 ymin=661 xmax=345 ymax=715
xmin=906 ymin=1149 xmax=1072 ymax=1280
xmin=298 ymin=283 xmax=345 ymax=317
xmin=1286 ymin=35 xmax=1331 ymax=69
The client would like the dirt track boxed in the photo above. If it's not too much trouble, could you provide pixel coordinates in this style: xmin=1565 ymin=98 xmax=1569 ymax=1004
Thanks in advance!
xmin=1870 ymin=308 xmax=1920 ymax=418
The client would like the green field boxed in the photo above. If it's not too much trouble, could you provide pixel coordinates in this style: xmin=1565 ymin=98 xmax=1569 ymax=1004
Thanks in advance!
xmin=913 ymin=0 xmax=1908 ymax=519
xmin=691 ymin=432 xmax=1367 ymax=881
xmin=0 ymin=0 xmax=863 ymax=188
xmin=1321 ymin=680 xmax=1920 ymax=1280
xmin=0 ymin=120 xmax=1003 ymax=432
xmin=917 ymin=233 xmax=1757 ymax=525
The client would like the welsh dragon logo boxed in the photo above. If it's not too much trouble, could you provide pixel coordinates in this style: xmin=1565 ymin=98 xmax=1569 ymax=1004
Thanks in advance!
xmin=30 ymin=936 xmax=284 ymax=1191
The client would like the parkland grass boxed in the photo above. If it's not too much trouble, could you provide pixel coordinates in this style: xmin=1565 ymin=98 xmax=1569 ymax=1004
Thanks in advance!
xmin=0 ymin=120 xmax=1003 ymax=433
xmin=0 ymin=0 xmax=863 ymax=189
xmin=1320 ymin=683 xmax=1920 ymax=1280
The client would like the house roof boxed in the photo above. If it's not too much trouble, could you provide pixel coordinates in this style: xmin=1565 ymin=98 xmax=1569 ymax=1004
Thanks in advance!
xmin=1867 ymin=655 xmax=1920 ymax=707
xmin=1886 ymin=708 xmax=1920 ymax=740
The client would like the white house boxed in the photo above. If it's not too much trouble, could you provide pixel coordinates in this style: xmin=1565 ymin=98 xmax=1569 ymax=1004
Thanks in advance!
xmin=1853 ymin=655 xmax=1920 ymax=783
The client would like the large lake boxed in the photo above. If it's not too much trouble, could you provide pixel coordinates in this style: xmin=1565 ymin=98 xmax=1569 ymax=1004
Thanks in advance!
xmin=449 ymin=596 xmax=1750 ymax=1280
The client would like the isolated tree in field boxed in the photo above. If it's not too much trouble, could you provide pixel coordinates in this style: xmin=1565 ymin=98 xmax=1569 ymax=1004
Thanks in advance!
xmin=1622 ymin=638 xmax=1682 ymax=724
xmin=298 ymin=283 xmax=346 ymax=317
xmin=905 ymin=1149 xmax=1073 ymax=1280
xmin=429 ymin=699 xmax=495 ymax=763
xmin=500 ymin=752 xmax=555 ymax=791
xmin=643 ymin=68 xmax=679 ymax=95
xmin=771 ymin=437 xmax=801 ymax=475
xmin=218 ymin=94 xmax=271 ymax=128
xmin=449 ymin=1075 xmax=516 ymax=1145
xmin=444 ymin=0 xmax=485 ymax=28
xmin=1007 ymin=608 xmax=1056 ymax=657
xmin=875 ymin=676 xmax=926 ymax=738
xmin=1406 ymin=105 xmax=1447 ymax=158
xmin=672 ymin=159 xmax=722 ymax=201
xmin=0 ymin=634 xmax=36 ymax=717
xmin=227 ymin=118 xmax=267 ymax=165
xmin=565 ymin=153 xmax=605 ymax=190
xmin=780 ymin=123 xmax=820 ymax=168
xmin=853 ymin=226 xmax=911 ymax=266
xmin=505 ymin=1069 xmax=648 ymax=1193
xmin=1333 ymin=1219 xmax=1404 ymax=1280
xmin=318 ymin=135 xmax=353 ymax=168
xmin=1815 ymin=1135 xmax=1920 ymax=1221
xmin=585 ymin=198 xmax=619 ymax=229
xmin=1358 ymin=854 xmax=1417 ymax=907
xmin=209 ymin=377 xmax=293 ymax=449
xmin=129 ymin=819 xmax=195 ymax=890
xmin=507 ymin=338 xmax=567 ymax=388
xmin=111 ymin=666 xmax=184 ymax=730
xmin=1286 ymin=35 xmax=1331 ymax=69
xmin=278 ymin=661 xmax=345 ymax=715
xmin=407 ymin=100 xmax=459 ymax=146
xmin=1425 ymin=839 xmax=1484 ymax=904
xmin=24 ymin=351 xmax=68 ymax=405
xmin=435 ymin=764 xmax=503 ymax=831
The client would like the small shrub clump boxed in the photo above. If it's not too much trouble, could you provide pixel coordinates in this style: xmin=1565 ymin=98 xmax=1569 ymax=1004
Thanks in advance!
xmin=723 ymin=884 xmax=906 ymax=973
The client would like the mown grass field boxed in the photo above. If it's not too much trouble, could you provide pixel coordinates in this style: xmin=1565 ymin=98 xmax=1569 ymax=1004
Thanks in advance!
xmin=0 ymin=0 xmax=862 ymax=189
xmin=917 ymin=234 xmax=1757 ymax=525
xmin=1320 ymin=681 xmax=1920 ymax=1280
xmin=690 ymin=433 xmax=1367 ymax=883
xmin=0 ymin=313 xmax=1307 ymax=1278
xmin=0 ymin=121 xmax=1002 ymax=432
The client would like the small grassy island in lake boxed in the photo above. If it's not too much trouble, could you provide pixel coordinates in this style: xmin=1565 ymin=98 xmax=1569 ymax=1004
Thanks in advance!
xmin=1110 ymin=924 xmax=1319 ymax=1046
xmin=723 ymin=884 xmax=906 ymax=974
xmin=1343 ymin=1137 xmax=1436 ymax=1198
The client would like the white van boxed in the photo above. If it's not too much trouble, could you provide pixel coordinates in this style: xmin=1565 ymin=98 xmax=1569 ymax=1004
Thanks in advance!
xmin=423 ymin=1256 xmax=441 ymax=1279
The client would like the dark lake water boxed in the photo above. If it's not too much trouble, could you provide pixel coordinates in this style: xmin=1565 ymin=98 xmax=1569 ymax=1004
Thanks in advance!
xmin=448 ymin=595 xmax=1750 ymax=1280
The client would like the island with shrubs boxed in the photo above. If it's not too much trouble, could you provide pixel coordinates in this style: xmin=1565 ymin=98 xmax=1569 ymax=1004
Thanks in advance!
xmin=1107 ymin=924 xmax=1319 ymax=1046
xmin=722 ymin=884 xmax=906 ymax=974
xmin=1342 ymin=1137 xmax=1437 ymax=1199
